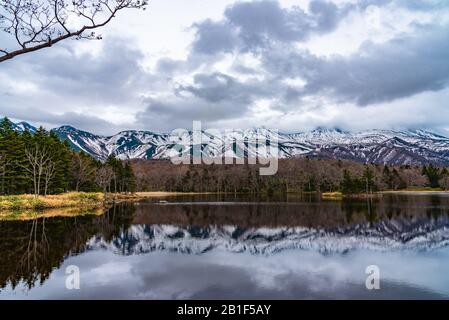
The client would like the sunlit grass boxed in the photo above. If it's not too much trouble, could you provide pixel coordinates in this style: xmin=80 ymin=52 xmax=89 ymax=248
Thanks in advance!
xmin=321 ymin=192 xmax=344 ymax=199
xmin=0 ymin=192 xmax=104 ymax=210
xmin=0 ymin=206 xmax=103 ymax=221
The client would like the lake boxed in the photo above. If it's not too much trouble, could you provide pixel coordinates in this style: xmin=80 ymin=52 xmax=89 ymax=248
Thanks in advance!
xmin=1 ymin=193 xmax=449 ymax=299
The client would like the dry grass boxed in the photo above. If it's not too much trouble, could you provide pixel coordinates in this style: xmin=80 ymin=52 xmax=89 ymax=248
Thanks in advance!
xmin=0 ymin=191 xmax=211 ymax=212
xmin=0 ymin=191 xmax=217 ymax=220
xmin=0 ymin=206 xmax=103 ymax=221
xmin=321 ymin=192 xmax=344 ymax=199
xmin=382 ymin=188 xmax=448 ymax=193
xmin=0 ymin=192 xmax=104 ymax=210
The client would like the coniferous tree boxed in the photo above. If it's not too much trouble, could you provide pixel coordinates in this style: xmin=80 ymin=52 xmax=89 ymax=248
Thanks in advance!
xmin=341 ymin=170 xmax=353 ymax=194
xmin=123 ymin=162 xmax=136 ymax=193
xmin=48 ymin=132 xmax=72 ymax=193
xmin=363 ymin=165 xmax=376 ymax=193
xmin=440 ymin=168 xmax=449 ymax=191
xmin=382 ymin=165 xmax=393 ymax=190
xmin=0 ymin=117 xmax=27 ymax=194
xmin=422 ymin=164 xmax=441 ymax=188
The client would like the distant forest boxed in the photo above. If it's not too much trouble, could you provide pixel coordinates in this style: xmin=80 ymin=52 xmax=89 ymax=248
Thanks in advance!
xmin=2 ymin=116 xmax=449 ymax=196
xmin=131 ymin=159 xmax=449 ymax=195
xmin=0 ymin=117 xmax=135 ymax=196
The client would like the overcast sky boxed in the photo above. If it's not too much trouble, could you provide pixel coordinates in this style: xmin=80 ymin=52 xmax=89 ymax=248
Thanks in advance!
xmin=1 ymin=0 xmax=449 ymax=135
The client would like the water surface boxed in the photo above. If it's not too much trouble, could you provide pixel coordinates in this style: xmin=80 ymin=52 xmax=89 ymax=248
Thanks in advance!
xmin=1 ymin=193 xmax=449 ymax=299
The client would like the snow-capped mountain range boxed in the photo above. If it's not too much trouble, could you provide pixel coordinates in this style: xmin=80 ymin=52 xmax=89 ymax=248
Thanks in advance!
xmin=10 ymin=121 xmax=449 ymax=165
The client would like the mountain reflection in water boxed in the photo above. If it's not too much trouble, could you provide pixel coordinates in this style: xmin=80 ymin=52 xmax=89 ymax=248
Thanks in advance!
xmin=1 ymin=193 xmax=449 ymax=298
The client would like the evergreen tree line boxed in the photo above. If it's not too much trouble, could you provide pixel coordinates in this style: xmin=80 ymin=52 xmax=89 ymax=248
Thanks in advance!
xmin=0 ymin=117 xmax=136 ymax=196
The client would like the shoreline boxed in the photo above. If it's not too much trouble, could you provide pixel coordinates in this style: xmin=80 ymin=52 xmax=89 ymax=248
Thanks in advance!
xmin=104 ymin=191 xmax=222 ymax=205
xmin=0 ymin=192 xmax=216 ymax=209
xmin=2 ymin=189 xmax=448 ymax=211
xmin=381 ymin=190 xmax=449 ymax=194
xmin=0 ymin=192 xmax=105 ymax=211
xmin=0 ymin=192 xmax=216 ymax=216
xmin=2 ymin=189 xmax=449 ymax=220
xmin=0 ymin=207 xmax=104 ymax=221
xmin=319 ymin=189 xmax=449 ymax=200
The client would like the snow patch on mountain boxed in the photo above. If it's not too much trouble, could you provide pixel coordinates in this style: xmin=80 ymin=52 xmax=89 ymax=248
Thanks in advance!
xmin=9 ymin=121 xmax=449 ymax=165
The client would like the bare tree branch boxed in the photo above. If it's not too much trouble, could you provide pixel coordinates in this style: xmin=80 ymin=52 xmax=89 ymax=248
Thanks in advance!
xmin=0 ymin=0 xmax=148 ymax=63
xmin=20 ymin=145 xmax=53 ymax=197
xmin=43 ymin=159 xmax=56 ymax=196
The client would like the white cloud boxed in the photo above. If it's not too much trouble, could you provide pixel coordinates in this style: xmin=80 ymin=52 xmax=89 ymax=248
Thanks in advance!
xmin=1 ymin=0 xmax=449 ymax=135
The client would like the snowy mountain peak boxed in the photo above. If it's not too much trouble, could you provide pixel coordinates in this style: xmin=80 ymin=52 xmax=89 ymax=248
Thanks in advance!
xmin=8 ymin=120 xmax=449 ymax=165
xmin=12 ymin=121 xmax=37 ymax=133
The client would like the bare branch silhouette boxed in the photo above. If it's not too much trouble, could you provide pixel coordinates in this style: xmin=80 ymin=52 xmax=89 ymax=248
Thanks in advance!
xmin=0 ymin=0 xmax=148 ymax=63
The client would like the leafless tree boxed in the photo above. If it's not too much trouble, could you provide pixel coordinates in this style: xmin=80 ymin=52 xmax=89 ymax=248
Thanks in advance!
xmin=21 ymin=145 xmax=53 ymax=197
xmin=71 ymin=152 xmax=95 ymax=191
xmin=440 ymin=171 xmax=449 ymax=191
xmin=95 ymin=165 xmax=114 ymax=193
xmin=0 ymin=0 xmax=148 ymax=63
xmin=42 ymin=159 xmax=56 ymax=196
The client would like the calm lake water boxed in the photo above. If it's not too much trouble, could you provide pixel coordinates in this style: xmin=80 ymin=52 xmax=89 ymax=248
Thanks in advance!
xmin=1 ymin=193 xmax=449 ymax=299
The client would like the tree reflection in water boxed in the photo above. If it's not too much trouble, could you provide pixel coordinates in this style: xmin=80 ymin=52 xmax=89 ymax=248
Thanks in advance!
xmin=0 ymin=203 xmax=135 ymax=290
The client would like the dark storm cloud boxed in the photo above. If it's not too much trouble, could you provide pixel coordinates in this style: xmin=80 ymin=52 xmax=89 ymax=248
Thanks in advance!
xmin=136 ymin=70 xmax=285 ymax=130
xmin=191 ymin=20 xmax=238 ymax=55
xmin=138 ymin=19 xmax=449 ymax=130
xmin=260 ymin=26 xmax=449 ymax=106
xmin=192 ymin=0 xmax=349 ymax=55
xmin=137 ymin=95 xmax=255 ymax=131
xmin=177 ymin=72 xmax=273 ymax=103
xmin=180 ymin=0 xmax=449 ymax=117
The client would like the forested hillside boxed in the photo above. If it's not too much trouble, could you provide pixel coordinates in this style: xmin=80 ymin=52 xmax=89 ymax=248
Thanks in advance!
xmin=0 ymin=117 xmax=135 ymax=196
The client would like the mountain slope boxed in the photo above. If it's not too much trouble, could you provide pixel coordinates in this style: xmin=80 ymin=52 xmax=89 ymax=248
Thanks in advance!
xmin=9 ymin=120 xmax=449 ymax=165
xmin=12 ymin=121 xmax=37 ymax=134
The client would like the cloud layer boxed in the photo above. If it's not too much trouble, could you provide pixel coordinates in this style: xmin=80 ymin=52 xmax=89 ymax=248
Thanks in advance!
xmin=1 ymin=0 xmax=449 ymax=134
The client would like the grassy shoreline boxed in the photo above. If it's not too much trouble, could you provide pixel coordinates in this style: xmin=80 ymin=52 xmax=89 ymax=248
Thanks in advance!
xmin=321 ymin=189 xmax=449 ymax=199
xmin=2 ymin=189 xmax=449 ymax=210
xmin=381 ymin=189 xmax=449 ymax=193
xmin=0 ymin=207 xmax=104 ymax=221
xmin=2 ymin=189 xmax=448 ymax=219
xmin=0 ymin=191 xmax=217 ymax=220
xmin=0 ymin=192 xmax=104 ymax=210
xmin=0 ymin=191 xmax=215 ymax=211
